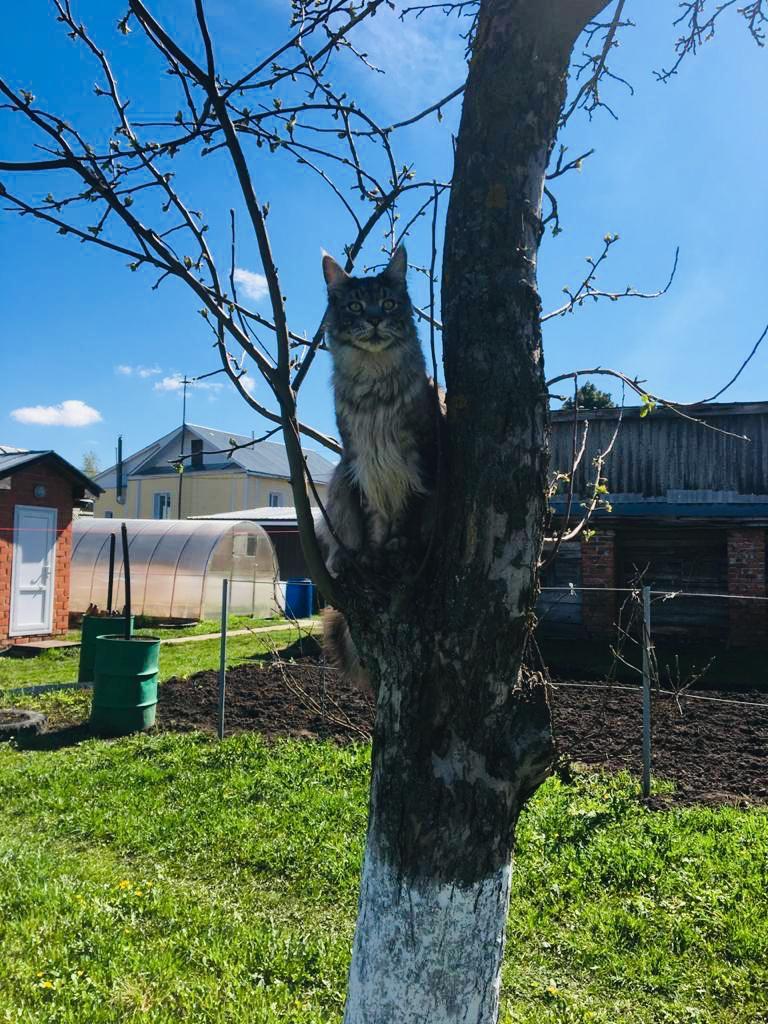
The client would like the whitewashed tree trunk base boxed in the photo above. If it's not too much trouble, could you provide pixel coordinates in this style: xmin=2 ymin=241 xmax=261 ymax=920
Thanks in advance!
xmin=343 ymin=847 xmax=511 ymax=1024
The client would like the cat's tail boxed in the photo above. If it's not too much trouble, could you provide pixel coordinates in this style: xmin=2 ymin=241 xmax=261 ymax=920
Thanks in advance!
xmin=322 ymin=607 xmax=372 ymax=694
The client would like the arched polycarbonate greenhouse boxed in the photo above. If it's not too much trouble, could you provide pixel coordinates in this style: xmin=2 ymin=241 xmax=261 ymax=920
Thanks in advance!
xmin=70 ymin=517 xmax=279 ymax=620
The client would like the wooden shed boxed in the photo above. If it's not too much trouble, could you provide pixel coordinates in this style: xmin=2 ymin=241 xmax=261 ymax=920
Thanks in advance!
xmin=0 ymin=447 xmax=101 ymax=647
xmin=544 ymin=401 xmax=768 ymax=646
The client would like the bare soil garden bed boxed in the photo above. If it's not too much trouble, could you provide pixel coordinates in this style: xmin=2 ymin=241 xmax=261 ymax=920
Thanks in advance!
xmin=157 ymin=656 xmax=768 ymax=806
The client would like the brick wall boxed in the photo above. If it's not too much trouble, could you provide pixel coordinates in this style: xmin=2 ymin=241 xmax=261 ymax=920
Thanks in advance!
xmin=0 ymin=462 xmax=75 ymax=645
xmin=727 ymin=528 xmax=767 ymax=647
xmin=580 ymin=528 xmax=616 ymax=635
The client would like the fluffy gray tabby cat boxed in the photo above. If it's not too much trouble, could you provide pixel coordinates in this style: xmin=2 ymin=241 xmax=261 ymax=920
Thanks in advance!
xmin=318 ymin=247 xmax=442 ymax=688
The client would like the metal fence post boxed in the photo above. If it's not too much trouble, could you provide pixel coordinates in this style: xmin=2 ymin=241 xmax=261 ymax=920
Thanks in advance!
xmin=217 ymin=578 xmax=229 ymax=741
xmin=642 ymin=584 xmax=652 ymax=799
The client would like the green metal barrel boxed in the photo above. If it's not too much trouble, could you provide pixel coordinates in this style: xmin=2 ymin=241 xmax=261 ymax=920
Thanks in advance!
xmin=78 ymin=615 xmax=134 ymax=683
xmin=91 ymin=636 xmax=160 ymax=736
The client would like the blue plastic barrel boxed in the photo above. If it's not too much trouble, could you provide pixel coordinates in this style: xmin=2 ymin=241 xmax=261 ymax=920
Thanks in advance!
xmin=285 ymin=578 xmax=314 ymax=619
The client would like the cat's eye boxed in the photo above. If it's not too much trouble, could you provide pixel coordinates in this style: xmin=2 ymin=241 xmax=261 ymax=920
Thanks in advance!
xmin=347 ymin=301 xmax=363 ymax=313
xmin=382 ymin=298 xmax=396 ymax=312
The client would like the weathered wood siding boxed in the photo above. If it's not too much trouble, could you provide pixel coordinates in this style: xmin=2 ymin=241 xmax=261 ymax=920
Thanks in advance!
xmin=617 ymin=528 xmax=729 ymax=637
xmin=537 ymin=542 xmax=583 ymax=636
xmin=550 ymin=403 xmax=768 ymax=498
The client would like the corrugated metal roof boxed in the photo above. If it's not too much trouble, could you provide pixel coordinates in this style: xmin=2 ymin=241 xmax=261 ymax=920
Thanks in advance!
xmin=94 ymin=424 xmax=181 ymax=487
xmin=0 ymin=450 xmax=103 ymax=493
xmin=0 ymin=450 xmax=51 ymax=475
xmin=192 ymin=505 xmax=320 ymax=525
xmin=185 ymin=424 xmax=336 ymax=484
xmin=0 ymin=445 xmax=28 ymax=456
xmin=550 ymin=497 xmax=768 ymax=520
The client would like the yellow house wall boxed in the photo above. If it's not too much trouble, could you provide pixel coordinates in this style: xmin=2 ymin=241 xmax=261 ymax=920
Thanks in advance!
xmin=92 ymin=479 xmax=139 ymax=520
xmin=93 ymin=472 xmax=327 ymax=520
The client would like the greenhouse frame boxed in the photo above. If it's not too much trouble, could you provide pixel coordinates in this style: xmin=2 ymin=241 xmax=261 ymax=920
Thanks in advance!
xmin=70 ymin=517 xmax=280 ymax=621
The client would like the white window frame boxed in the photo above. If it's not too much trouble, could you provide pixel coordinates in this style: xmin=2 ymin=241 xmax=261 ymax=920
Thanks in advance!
xmin=267 ymin=491 xmax=282 ymax=508
xmin=153 ymin=492 xmax=172 ymax=519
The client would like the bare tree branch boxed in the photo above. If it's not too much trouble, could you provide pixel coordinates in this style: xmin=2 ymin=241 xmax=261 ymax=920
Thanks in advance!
xmin=547 ymin=367 xmax=751 ymax=440
xmin=560 ymin=0 xmax=635 ymax=125
xmin=657 ymin=0 xmax=767 ymax=82
xmin=541 ymin=237 xmax=679 ymax=321
xmin=697 ymin=318 xmax=768 ymax=403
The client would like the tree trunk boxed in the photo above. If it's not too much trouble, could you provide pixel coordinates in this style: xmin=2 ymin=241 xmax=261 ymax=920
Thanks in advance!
xmin=342 ymin=2 xmax=609 ymax=1021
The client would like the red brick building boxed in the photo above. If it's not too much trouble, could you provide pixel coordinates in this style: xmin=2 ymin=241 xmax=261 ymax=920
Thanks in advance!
xmin=0 ymin=447 xmax=101 ymax=647
xmin=541 ymin=402 xmax=768 ymax=647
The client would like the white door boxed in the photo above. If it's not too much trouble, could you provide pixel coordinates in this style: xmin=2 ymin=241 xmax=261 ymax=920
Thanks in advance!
xmin=10 ymin=506 xmax=58 ymax=637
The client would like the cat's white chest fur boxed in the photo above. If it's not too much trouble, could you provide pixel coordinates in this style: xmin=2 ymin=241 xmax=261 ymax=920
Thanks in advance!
xmin=336 ymin=348 xmax=426 ymax=526
xmin=348 ymin=405 xmax=423 ymax=524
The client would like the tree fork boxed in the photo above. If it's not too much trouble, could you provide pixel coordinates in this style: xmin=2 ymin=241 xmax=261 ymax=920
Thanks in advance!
xmin=342 ymin=2 xmax=609 ymax=1021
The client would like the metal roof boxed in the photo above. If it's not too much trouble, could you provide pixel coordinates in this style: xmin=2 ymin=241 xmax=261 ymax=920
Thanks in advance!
xmin=185 ymin=424 xmax=336 ymax=484
xmin=98 ymin=423 xmax=336 ymax=486
xmin=0 ymin=450 xmax=40 ymax=475
xmin=0 ymin=450 xmax=103 ymax=494
xmin=551 ymin=496 xmax=768 ymax=522
xmin=550 ymin=399 xmax=768 ymax=422
xmin=191 ymin=505 xmax=320 ymax=526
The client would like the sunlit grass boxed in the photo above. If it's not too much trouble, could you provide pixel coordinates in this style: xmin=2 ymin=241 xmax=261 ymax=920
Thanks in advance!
xmin=62 ymin=614 xmax=299 ymax=643
xmin=0 ymin=625 xmax=316 ymax=723
xmin=0 ymin=734 xmax=764 ymax=1023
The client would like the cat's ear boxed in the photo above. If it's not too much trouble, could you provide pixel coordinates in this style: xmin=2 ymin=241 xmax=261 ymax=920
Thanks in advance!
xmin=383 ymin=246 xmax=407 ymax=284
xmin=322 ymin=252 xmax=349 ymax=289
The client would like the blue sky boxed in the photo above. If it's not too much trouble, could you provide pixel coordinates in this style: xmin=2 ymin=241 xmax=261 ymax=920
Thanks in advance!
xmin=1 ymin=1 xmax=766 ymax=472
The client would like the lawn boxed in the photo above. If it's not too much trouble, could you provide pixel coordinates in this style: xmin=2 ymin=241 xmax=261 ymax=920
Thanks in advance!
xmin=62 ymin=614 xmax=299 ymax=644
xmin=0 ymin=625 xmax=315 ymax=720
xmin=0 ymin=731 xmax=765 ymax=1023
xmin=0 ymin=633 xmax=766 ymax=1023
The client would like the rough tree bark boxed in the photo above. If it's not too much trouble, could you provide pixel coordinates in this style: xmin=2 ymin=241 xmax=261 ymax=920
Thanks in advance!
xmin=341 ymin=2 xmax=610 ymax=1021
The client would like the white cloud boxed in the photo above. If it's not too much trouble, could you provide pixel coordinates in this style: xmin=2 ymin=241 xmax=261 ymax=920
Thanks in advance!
xmin=154 ymin=374 xmax=224 ymax=394
xmin=11 ymin=399 xmax=103 ymax=428
xmin=346 ymin=7 xmax=467 ymax=116
xmin=240 ymin=374 xmax=256 ymax=394
xmin=115 ymin=364 xmax=162 ymax=377
xmin=233 ymin=268 xmax=269 ymax=302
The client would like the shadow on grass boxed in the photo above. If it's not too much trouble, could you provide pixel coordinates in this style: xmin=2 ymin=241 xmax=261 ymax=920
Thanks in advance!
xmin=16 ymin=722 xmax=93 ymax=751
xmin=246 ymin=634 xmax=323 ymax=663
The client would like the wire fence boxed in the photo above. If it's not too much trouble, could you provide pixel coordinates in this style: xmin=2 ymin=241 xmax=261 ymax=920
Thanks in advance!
xmin=532 ymin=580 xmax=768 ymax=800
xmin=4 ymin=524 xmax=767 ymax=800
xmin=541 ymin=585 xmax=768 ymax=601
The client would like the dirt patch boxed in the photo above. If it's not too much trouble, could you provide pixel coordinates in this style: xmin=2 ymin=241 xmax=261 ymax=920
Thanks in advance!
xmin=157 ymin=657 xmax=768 ymax=806
xmin=550 ymin=682 xmax=768 ymax=806
xmin=158 ymin=658 xmax=374 ymax=743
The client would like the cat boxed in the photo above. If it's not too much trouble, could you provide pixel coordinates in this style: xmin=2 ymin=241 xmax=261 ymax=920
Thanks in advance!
xmin=317 ymin=246 xmax=443 ymax=690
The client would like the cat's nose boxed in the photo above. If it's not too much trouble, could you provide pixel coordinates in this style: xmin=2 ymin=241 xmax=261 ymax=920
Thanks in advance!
xmin=368 ymin=317 xmax=382 ymax=327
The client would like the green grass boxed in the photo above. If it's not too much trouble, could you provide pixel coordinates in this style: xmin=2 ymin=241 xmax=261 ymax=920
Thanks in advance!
xmin=0 ymin=734 xmax=765 ymax=1023
xmin=503 ymin=773 xmax=768 ymax=1023
xmin=62 ymin=614 xmax=298 ymax=643
xmin=0 ymin=627 xmax=314 ymax=725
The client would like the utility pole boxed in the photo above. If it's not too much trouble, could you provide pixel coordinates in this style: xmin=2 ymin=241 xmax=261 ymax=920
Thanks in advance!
xmin=176 ymin=367 xmax=227 ymax=520
xmin=177 ymin=376 xmax=191 ymax=520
